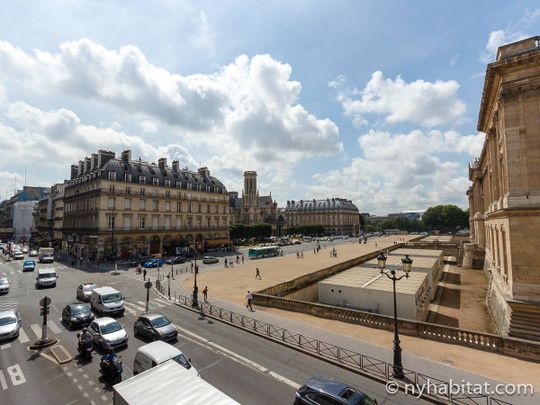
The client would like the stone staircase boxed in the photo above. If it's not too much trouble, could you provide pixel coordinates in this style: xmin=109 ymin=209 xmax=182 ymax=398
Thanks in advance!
xmin=509 ymin=305 xmax=540 ymax=341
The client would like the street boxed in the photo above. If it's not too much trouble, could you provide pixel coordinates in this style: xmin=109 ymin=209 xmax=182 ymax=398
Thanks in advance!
xmin=0 ymin=252 xmax=428 ymax=405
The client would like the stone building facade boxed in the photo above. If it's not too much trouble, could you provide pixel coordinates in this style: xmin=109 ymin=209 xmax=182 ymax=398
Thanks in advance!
xmin=465 ymin=37 xmax=540 ymax=340
xmin=284 ymin=198 xmax=360 ymax=235
xmin=63 ymin=150 xmax=230 ymax=260
xmin=229 ymin=171 xmax=278 ymax=226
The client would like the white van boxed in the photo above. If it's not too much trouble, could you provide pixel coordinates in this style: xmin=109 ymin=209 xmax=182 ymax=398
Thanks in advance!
xmin=133 ymin=340 xmax=198 ymax=376
xmin=36 ymin=268 xmax=58 ymax=288
xmin=90 ymin=286 xmax=125 ymax=316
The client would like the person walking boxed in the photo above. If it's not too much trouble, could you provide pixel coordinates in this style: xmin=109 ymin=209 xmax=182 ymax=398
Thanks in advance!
xmin=224 ymin=258 xmax=228 ymax=268
xmin=203 ymin=286 xmax=208 ymax=303
xmin=255 ymin=267 xmax=261 ymax=280
xmin=241 ymin=255 xmax=245 ymax=264
xmin=246 ymin=291 xmax=253 ymax=311
xmin=143 ymin=268 xmax=147 ymax=280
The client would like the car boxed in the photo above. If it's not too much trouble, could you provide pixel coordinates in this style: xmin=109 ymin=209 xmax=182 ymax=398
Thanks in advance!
xmin=294 ymin=376 xmax=378 ymax=405
xmin=36 ymin=268 xmax=58 ymax=289
xmin=22 ymin=260 xmax=36 ymax=272
xmin=0 ymin=277 xmax=9 ymax=294
xmin=143 ymin=258 xmax=166 ymax=268
xmin=89 ymin=317 xmax=128 ymax=350
xmin=202 ymin=256 xmax=219 ymax=264
xmin=62 ymin=303 xmax=95 ymax=329
xmin=165 ymin=256 xmax=186 ymax=265
xmin=130 ymin=256 xmax=151 ymax=267
xmin=134 ymin=314 xmax=178 ymax=342
xmin=133 ymin=341 xmax=197 ymax=376
xmin=0 ymin=310 xmax=21 ymax=342
xmin=21 ymin=246 xmax=29 ymax=254
xmin=28 ymin=250 xmax=38 ymax=257
xmin=76 ymin=282 xmax=98 ymax=302
xmin=12 ymin=250 xmax=24 ymax=260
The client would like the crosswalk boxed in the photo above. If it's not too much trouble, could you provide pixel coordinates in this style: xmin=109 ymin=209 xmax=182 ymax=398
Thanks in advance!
xmin=124 ymin=298 xmax=172 ymax=315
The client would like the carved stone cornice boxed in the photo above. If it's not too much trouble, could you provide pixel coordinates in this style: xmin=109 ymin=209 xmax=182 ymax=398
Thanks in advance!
xmin=501 ymin=84 xmax=540 ymax=102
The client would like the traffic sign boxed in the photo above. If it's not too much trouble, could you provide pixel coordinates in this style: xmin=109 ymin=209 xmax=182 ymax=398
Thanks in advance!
xmin=39 ymin=296 xmax=51 ymax=307
xmin=144 ymin=280 xmax=152 ymax=289
xmin=40 ymin=307 xmax=50 ymax=316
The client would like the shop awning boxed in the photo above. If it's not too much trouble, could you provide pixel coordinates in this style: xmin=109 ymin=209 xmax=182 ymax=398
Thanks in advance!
xmin=205 ymin=239 xmax=233 ymax=247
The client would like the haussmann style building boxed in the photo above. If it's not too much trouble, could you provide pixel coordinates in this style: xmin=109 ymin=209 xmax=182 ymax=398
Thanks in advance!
xmin=465 ymin=37 xmax=540 ymax=340
xmin=62 ymin=149 xmax=231 ymax=261
xmin=284 ymin=198 xmax=360 ymax=235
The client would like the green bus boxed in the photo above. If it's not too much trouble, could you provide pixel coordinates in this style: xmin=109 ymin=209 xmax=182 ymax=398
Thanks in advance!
xmin=248 ymin=246 xmax=281 ymax=259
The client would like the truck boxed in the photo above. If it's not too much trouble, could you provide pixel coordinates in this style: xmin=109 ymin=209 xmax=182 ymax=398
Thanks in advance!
xmin=113 ymin=361 xmax=239 ymax=405
xmin=38 ymin=247 xmax=54 ymax=263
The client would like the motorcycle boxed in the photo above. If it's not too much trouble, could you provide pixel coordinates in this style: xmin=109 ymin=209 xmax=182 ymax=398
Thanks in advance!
xmin=77 ymin=334 xmax=93 ymax=359
xmin=100 ymin=357 xmax=123 ymax=382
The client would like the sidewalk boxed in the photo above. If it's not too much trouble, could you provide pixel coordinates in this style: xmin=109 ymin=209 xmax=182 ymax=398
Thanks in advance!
xmin=166 ymin=236 xmax=539 ymax=401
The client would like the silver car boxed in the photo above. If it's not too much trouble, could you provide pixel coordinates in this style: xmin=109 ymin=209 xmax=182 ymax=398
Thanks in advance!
xmin=76 ymin=282 xmax=97 ymax=302
xmin=0 ymin=310 xmax=21 ymax=342
xmin=0 ymin=277 xmax=9 ymax=294
xmin=89 ymin=317 xmax=128 ymax=350
xmin=133 ymin=314 xmax=178 ymax=342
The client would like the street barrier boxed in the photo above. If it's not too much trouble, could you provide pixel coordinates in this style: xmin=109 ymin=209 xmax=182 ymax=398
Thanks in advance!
xmin=154 ymin=284 xmax=513 ymax=405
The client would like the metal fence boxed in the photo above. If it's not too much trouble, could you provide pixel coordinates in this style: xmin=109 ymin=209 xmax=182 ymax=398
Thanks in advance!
xmin=154 ymin=285 xmax=514 ymax=405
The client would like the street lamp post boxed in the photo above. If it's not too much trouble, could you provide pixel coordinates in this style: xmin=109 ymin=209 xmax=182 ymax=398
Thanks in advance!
xmin=192 ymin=245 xmax=199 ymax=307
xmin=377 ymin=252 xmax=413 ymax=379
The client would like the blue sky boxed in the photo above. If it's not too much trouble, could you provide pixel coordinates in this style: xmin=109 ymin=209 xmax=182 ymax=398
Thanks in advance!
xmin=0 ymin=1 xmax=539 ymax=214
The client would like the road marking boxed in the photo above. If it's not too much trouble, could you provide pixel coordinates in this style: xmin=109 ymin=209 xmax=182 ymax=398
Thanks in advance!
xmin=153 ymin=298 xmax=171 ymax=306
xmin=152 ymin=301 xmax=166 ymax=308
xmin=77 ymin=384 xmax=84 ymax=390
xmin=176 ymin=326 xmax=301 ymax=390
xmin=30 ymin=324 xmax=42 ymax=339
xmin=88 ymin=380 xmax=95 ymax=386
xmin=18 ymin=328 xmax=29 ymax=343
xmin=0 ymin=344 xmax=10 ymax=350
xmin=101 ymin=394 xmax=108 ymax=401
xmin=136 ymin=301 xmax=148 ymax=307
xmin=72 ymin=378 xmax=78 ymax=383
xmin=126 ymin=302 xmax=146 ymax=312
xmin=66 ymin=372 xmax=72 ymax=377
xmin=124 ymin=306 xmax=137 ymax=315
xmin=83 ymin=373 xmax=89 ymax=379
xmin=83 ymin=392 xmax=89 ymax=398
xmin=48 ymin=320 xmax=61 ymax=334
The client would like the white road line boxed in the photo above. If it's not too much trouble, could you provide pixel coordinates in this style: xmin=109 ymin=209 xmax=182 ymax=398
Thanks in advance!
xmin=0 ymin=343 xmax=11 ymax=350
xmin=124 ymin=306 xmax=137 ymax=315
xmin=268 ymin=371 xmax=301 ymax=389
xmin=101 ymin=394 xmax=108 ymax=401
xmin=30 ymin=323 xmax=42 ymax=339
xmin=152 ymin=301 xmax=166 ymax=308
xmin=48 ymin=320 xmax=62 ymax=334
xmin=18 ymin=327 xmax=29 ymax=343
xmin=128 ymin=302 xmax=146 ymax=312
xmin=136 ymin=301 xmax=147 ymax=307
xmin=153 ymin=298 xmax=171 ymax=306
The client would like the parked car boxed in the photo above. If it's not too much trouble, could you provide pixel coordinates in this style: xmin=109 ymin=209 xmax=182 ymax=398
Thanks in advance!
xmin=28 ymin=250 xmax=39 ymax=257
xmin=89 ymin=317 xmax=128 ymax=350
xmin=21 ymin=246 xmax=29 ymax=254
xmin=202 ymin=256 xmax=219 ymax=264
xmin=0 ymin=310 xmax=21 ymax=342
xmin=143 ymin=258 xmax=166 ymax=268
xmin=165 ymin=256 xmax=186 ymax=265
xmin=0 ymin=277 xmax=9 ymax=294
xmin=76 ymin=282 xmax=98 ymax=302
xmin=62 ymin=303 xmax=95 ymax=329
xmin=12 ymin=250 xmax=24 ymax=260
xmin=22 ymin=260 xmax=36 ymax=272
xmin=294 ymin=376 xmax=378 ymax=405
xmin=130 ymin=256 xmax=151 ymax=267
xmin=134 ymin=314 xmax=178 ymax=342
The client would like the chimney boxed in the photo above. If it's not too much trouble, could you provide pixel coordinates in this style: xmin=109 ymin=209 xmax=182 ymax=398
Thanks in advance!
xmin=172 ymin=160 xmax=179 ymax=172
xmin=98 ymin=150 xmax=116 ymax=168
xmin=121 ymin=150 xmax=131 ymax=163
xmin=78 ymin=160 xmax=84 ymax=176
xmin=70 ymin=165 xmax=79 ymax=180
xmin=158 ymin=158 xmax=167 ymax=170
xmin=91 ymin=153 xmax=98 ymax=171
xmin=198 ymin=167 xmax=210 ymax=177
xmin=84 ymin=157 xmax=91 ymax=174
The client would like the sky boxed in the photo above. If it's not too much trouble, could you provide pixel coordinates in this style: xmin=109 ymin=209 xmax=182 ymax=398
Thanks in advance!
xmin=0 ymin=1 xmax=539 ymax=215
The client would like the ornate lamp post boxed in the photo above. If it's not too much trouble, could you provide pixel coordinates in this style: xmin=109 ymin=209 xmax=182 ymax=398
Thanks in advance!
xmin=192 ymin=244 xmax=199 ymax=307
xmin=377 ymin=252 xmax=413 ymax=379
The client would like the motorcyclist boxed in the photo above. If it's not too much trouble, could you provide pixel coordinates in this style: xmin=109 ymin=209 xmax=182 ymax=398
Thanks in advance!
xmin=101 ymin=347 xmax=120 ymax=378
xmin=78 ymin=327 xmax=92 ymax=350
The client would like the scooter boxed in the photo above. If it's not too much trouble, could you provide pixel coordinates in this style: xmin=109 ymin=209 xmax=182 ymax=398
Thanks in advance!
xmin=99 ymin=357 xmax=123 ymax=382
xmin=77 ymin=334 xmax=93 ymax=359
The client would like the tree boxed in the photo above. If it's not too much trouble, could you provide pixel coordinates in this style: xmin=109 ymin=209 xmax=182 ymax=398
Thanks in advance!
xmin=422 ymin=205 xmax=468 ymax=231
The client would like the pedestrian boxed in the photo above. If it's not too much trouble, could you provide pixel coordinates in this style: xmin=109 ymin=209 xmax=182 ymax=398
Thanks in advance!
xmin=246 ymin=290 xmax=253 ymax=311
xmin=191 ymin=262 xmax=194 ymax=272
xmin=224 ymin=258 xmax=228 ymax=268
xmin=203 ymin=286 xmax=208 ymax=303
xmin=143 ymin=268 xmax=147 ymax=280
xmin=242 ymin=255 xmax=245 ymax=264
xmin=301 ymin=251 xmax=304 ymax=258
xmin=236 ymin=255 xmax=240 ymax=264
xmin=255 ymin=267 xmax=261 ymax=280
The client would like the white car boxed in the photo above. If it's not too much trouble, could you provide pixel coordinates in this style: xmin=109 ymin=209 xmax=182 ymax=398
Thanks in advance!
xmin=12 ymin=251 xmax=24 ymax=260
xmin=0 ymin=277 xmax=9 ymax=294
xmin=28 ymin=250 xmax=38 ymax=257
xmin=89 ymin=317 xmax=128 ymax=350
xmin=21 ymin=246 xmax=29 ymax=254
xmin=0 ymin=310 xmax=21 ymax=342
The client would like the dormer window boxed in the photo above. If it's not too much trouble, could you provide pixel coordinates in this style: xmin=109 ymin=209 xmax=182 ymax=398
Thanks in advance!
xmin=152 ymin=177 xmax=159 ymax=186
xmin=139 ymin=175 xmax=146 ymax=184
xmin=165 ymin=179 xmax=171 ymax=187
xmin=108 ymin=171 xmax=116 ymax=181
xmin=124 ymin=173 xmax=132 ymax=182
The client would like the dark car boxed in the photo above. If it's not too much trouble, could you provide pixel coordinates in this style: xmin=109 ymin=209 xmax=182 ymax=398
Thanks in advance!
xmin=294 ymin=376 xmax=378 ymax=405
xmin=133 ymin=314 xmax=178 ymax=342
xmin=143 ymin=258 xmax=166 ymax=268
xmin=62 ymin=303 xmax=94 ymax=329
xmin=22 ymin=260 xmax=36 ymax=272
xmin=165 ymin=256 xmax=186 ymax=265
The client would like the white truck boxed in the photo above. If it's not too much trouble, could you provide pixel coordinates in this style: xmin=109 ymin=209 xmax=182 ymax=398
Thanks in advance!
xmin=38 ymin=247 xmax=55 ymax=263
xmin=113 ymin=361 xmax=239 ymax=405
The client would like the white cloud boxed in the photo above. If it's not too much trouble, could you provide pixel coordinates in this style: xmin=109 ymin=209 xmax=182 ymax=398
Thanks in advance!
xmin=308 ymin=129 xmax=484 ymax=214
xmin=332 ymin=71 xmax=466 ymax=127
xmin=139 ymin=119 xmax=159 ymax=133
xmin=450 ymin=54 xmax=460 ymax=66
xmin=481 ymin=30 xmax=529 ymax=63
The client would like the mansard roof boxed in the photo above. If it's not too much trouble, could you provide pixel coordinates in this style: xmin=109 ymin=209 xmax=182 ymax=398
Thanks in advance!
xmin=285 ymin=198 xmax=358 ymax=212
